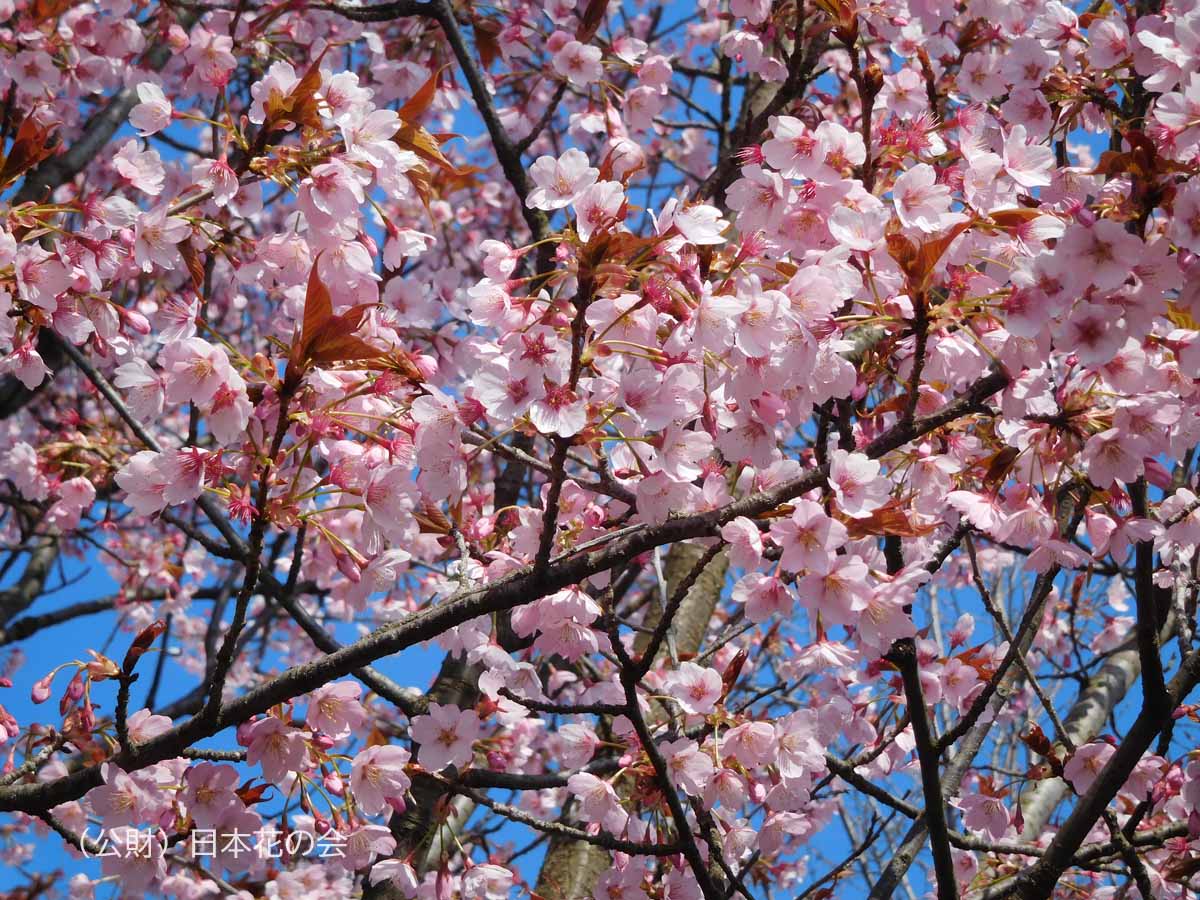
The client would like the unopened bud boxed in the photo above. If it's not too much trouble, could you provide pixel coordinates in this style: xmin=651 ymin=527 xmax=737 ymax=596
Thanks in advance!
xmin=324 ymin=771 xmax=344 ymax=796
xmin=31 ymin=673 xmax=54 ymax=704
xmin=864 ymin=63 xmax=884 ymax=96
xmin=121 ymin=308 xmax=152 ymax=335
xmin=335 ymin=551 xmax=362 ymax=584
xmin=78 ymin=701 xmax=95 ymax=732
xmin=413 ymin=353 xmax=438 ymax=381
xmin=66 ymin=671 xmax=84 ymax=701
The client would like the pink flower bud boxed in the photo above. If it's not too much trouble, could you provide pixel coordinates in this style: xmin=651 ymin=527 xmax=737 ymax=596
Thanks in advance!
xmin=1144 ymin=457 xmax=1172 ymax=490
xmin=324 ymin=772 xmax=344 ymax=796
xmin=121 ymin=309 xmax=152 ymax=335
xmin=31 ymin=673 xmax=54 ymax=704
xmin=335 ymin=551 xmax=362 ymax=584
xmin=413 ymin=353 xmax=438 ymax=380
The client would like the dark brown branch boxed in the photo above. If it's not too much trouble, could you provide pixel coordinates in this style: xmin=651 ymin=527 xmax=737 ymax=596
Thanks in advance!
xmin=324 ymin=0 xmax=433 ymax=21
xmin=886 ymin=637 xmax=958 ymax=900
xmin=0 ymin=367 xmax=1009 ymax=816
xmin=1130 ymin=478 xmax=1169 ymax=709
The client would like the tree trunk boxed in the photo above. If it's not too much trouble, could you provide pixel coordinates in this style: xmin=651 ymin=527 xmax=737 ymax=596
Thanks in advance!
xmin=533 ymin=542 xmax=729 ymax=899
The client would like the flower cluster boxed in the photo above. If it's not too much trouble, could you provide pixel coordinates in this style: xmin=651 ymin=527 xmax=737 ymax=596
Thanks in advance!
xmin=0 ymin=0 xmax=1197 ymax=899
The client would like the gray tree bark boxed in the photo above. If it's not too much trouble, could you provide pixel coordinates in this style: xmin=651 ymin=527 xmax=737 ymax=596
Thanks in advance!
xmin=533 ymin=542 xmax=729 ymax=899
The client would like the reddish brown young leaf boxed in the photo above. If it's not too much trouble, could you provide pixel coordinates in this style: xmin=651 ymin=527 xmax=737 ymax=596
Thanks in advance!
xmin=28 ymin=0 xmax=75 ymax=24
xmin=122 ymin=619 xmax=167 ymax=673
xmin=843 ymin=502 xmax=940 ymax=539
xmin=472 ymin=17 xmax=503 ymax=70
xmin=266 ymin=49 xmax=328 ymax=131
xmin=236 ymin=779 xmax=274 ymax=805
xmin=394 ymin=122 xmax=460 ymax=174
xmin=177 ymin=240 xmax=206 ymax=292
xmin=398 ymin=64 xmax=451 ymax=121
xmin=285 ymin=263 xmax=389 ymax=389
xmin=0 ymin=114 xmax=59 ymax=189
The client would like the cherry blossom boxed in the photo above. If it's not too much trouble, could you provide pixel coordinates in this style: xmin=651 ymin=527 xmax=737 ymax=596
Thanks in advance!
xmin=828 ymin=450 xmax=890 ymax=519
xmin=664 ymin=661 xmax=723 ymax=716
xmin=527 ymin=149 xmax=599 ymax=211
xmin=892 ymin=163 xmax=964 ymax=233
xmin=1063 ymin=741 xmax=1118 ymax=795
xmin=573 ymin=180 xmax=626 ymax=243
xmin=409 ymin=703 xmax=480 ymax=771
xmin=129 ymin=82 xmax=172 ymax=136
xmin=953 ymin=791 xmax=1012 ymax=842
xmin=0 ymin=3 xmax=1194 ymax=898
xmin=243 ymin=716 xmax=309 ymax=784
xmin=552 ymin=40 xmax=603 ymax=87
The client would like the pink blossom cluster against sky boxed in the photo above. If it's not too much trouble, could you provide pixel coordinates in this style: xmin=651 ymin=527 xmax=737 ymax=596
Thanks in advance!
xmin=0 ymin=0 xmax=1199 ymax=899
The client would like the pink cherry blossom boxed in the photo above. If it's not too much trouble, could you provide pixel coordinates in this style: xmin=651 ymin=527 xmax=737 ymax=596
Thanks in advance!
xmin=953 ymin=792 xmax=1012 ymax=841
xmin=351 ymin=744 xmax=412 ymax=815
xmin=828 ymin=449 xmax=890 ymax=519
xmin=797 ymin=554 xmax=872 ymax=625
xmin=129 ymin=82 xmax=172 ymax=136
xmin=1001 ymin=125 xmax=1055 ymax=188
xmin=182 ymin=763 xmax=241 ymax=829
xmin=133 ymin=208 xmax=190 ymax=272
xmin=1063 ymin=741 xmax=1117 ymax=794
xmin=553 ymin=41 xmax=604 ymax=87
xmin=573 ymin=180 xmax=625 ymax=243
xmin=566 ymin=772 xmax=628 ymax=833
xmin=1056 ymin=220 xmax=1142 ymax=291
xmin=762 ymin=116 xmax=828 ymax=180
xmin=305 ymin=680 xmax=367 ymax=738
xmin=731 ymin=572 xmax=795 ymax=622
xmin=527 ymin=149 xmax=599 ymax=211
xmin=410 ymin=703 xmax=481 ymax=771
xmin=664 ymin=661 xmax=723 ymax=715
xmin=243 ymin=716 xmax=309 ymax=784
xmin=770 ymin=499 xmax=848 ymax=571
xmin=720 ymin=516 xmax=764 ymax=569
